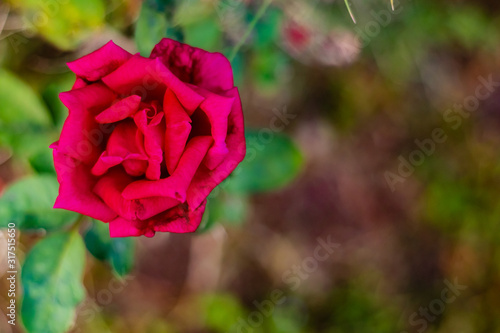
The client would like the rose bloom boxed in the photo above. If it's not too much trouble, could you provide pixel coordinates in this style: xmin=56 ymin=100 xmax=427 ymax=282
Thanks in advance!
xmin=51 ymin=39 xmax=245 ymax=237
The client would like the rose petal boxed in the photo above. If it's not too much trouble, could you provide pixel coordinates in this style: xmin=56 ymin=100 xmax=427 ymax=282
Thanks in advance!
xmin=93 ymin=169 xmax=181 ymax=221
xmin=133 ymin=110 xmax=165 ymax=180
xmin=122 ymin=159 xmax=149 ymax=177
xmin=203 ymin=144 xmax=229 ymax=170
xmin=102 ymin=55 xmax=165 ymax=100
xmin=91 ymin=120 xmax=148 ymax=176
xmin=149 ymin=112 xmax=163 ymax=126
xmin=91 ymin=153 xmax=123 ymax=176
xmin=72 ymin=77 xmax=87 ymax=89
xmin=58 ymin=83 xmax=116 ymax=164
xmin=122 ymin=136 xmax=213 ymax=200
xmin=192 ymin=86 xmax=235 ymax=169
xmin=186 ymin=87 xmax=245 ymax=208
xmin=93 ymin=169 xmax=136 ymax=220
xmin=67 ymin=41 xmax=132 ymax=81
xmin=163 ymin=89 xmax=192 ymax=174
xmin=108 ymin=200 xmax=206 ymax=237
xmin=102 ymin=55 xmax=204 ymax=112
xmin=95 ymin=95 xmax=142 ymax=123
xmin=108 ymin=217 xmax=146 ymax=238
xmin=152 ymin=200 xmax=207 ymax=233
xmin=136 ymin=195 xmax=181 ymax=220
xmin=106 ymin=120 xmax=146 ymax=157
xmin=52 ymin=146 xmax=117 ymax=222
xmin=150 ymin=38 xmax=234 ymax=92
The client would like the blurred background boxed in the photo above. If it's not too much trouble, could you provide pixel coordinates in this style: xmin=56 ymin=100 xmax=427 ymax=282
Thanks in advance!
xmin=1 ymin=0 xmax=500 ymax=332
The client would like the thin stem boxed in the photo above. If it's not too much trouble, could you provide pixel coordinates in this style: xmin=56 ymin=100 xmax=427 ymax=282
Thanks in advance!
xmin=344 ymin=0 xmax=356 ymax=24
xmin=228 ymin=0 xmax=273 ymax=62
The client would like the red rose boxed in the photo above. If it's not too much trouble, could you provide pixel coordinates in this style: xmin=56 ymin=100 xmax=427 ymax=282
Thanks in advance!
xmin=51 ymin=39 xmax=246 ymax=237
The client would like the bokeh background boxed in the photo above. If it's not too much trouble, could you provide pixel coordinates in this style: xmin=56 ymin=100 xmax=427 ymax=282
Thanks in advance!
xmin=1 ymin=0 xmax=500 ymax=332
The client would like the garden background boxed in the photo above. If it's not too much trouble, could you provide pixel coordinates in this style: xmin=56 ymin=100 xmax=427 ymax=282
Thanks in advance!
xmin=1 ymin=0 xmax=500 ymax=332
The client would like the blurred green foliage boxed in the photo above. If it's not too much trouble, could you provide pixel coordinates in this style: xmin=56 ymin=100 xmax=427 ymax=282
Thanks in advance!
xmin=0 ymin=69 xmax=54 ymax=160
xmin=135 ymin=2 xmax=169 ymax=56
xmin=21 ymin=231 xmax=86 ymax=333
xmin=198 ymin=293 xmax=246 ymax=332
xmin=225 ymin=129 xmax=304 ymax=194
xmin=84 ymin=220 xmax=136 ymax=277
xmin=0 ymin=175 xmax=78 ymax=231
xmin=6 ymin=0 xmax=106 ymax=50
xmin=0 ymin=69 xmax=50 ymax=126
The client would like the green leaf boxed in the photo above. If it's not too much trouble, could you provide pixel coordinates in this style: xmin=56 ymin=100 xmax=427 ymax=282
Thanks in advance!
xmin=84 ymin=220 xmax=135 ymax=276
xmin=225 ymin=129 xmax=304 ymax=193
xmin=83 ymin=220 xmax=111 ymax=261
xmin=28 ymin=149 xmax=56 ymax=174
xmin=0 ymin=127 xmax=58 ymax=160
xmin=21 ymin=230 xmax=86 ymax=333
xmin=0 ymin=128 xmax=56 ymax=160
xmin=0 ymin=69 xmax=55 ymax=159
xmin=0 ymin=69 xmax=51 ymax=128
xmin=0 ymin=175 xmax=78 ymax=231
xmin=135 ymin=3 xmax=169 ymax=56
xmin=109 ymin=237 xmax=135 ymax=276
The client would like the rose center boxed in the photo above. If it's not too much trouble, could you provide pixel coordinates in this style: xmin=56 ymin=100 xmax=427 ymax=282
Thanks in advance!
xmin=145 ymin=107 xmax=157 ymax=119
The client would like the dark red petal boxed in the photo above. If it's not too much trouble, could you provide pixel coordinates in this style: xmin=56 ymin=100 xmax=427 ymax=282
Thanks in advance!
xmin=150 ymin=38 xmax=234 ymax=92
xmin=191 ymin=86 xmax=235 ymax=170
xmin=95 ymin=95 xmax=142 ymax=124
xmin=52 ymin=146 xmax=117 ymax=222
xmin=91 ymin=120 xmax=148 ymax=176
xmin=121 ymin=136 xmax=213 ymax=200
xmin=152 ymin=200 xmax=207 ymax=233
xmin=67 ymin=41 xmax=132 ymax=81
xmin=133 ymin=110 xmax=165 ymax=180
xmin=93 ymin=169 xmax=181 ymax=221
xmin=102 ymin=55 xmax=204 ymax=112
xmin=58 ymin=83 xmax=116 ymax=164
xmin=186 ymin=87 xmax=245 ymax=208
xmin=163 ymin=89 xmax=192 ymax=174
